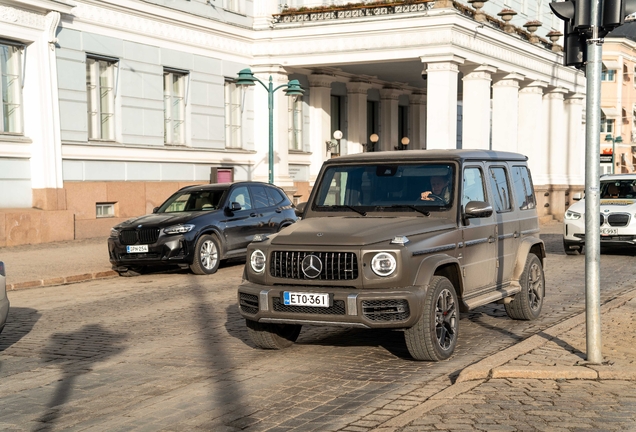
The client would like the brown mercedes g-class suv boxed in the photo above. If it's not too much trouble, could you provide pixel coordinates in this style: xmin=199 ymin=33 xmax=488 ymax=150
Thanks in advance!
xmin=238 ymin=150 xmax=545 ymax=361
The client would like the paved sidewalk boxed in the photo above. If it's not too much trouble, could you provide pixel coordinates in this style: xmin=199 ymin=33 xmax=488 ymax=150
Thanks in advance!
xmin=0 ymin=236 xmax=115 ymax=289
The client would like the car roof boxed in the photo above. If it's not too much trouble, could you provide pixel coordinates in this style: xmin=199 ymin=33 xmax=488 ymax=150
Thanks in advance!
xmin=323 ymin=149 xmax=528 ymax=165
xmin=600 ymin=174 xmax=636 ymax=181
xmin=177 ymin=181 xmax=275 ymax=193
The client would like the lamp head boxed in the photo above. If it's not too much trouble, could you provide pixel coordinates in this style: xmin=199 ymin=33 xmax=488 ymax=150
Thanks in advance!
xmin=605 ymin=134 xmax=613 ymax=142
xmin=284 ymin=80 xmax=304 ymax=97
xmin=370 ymin=133 xmax=379 ymax=143
xmin=616 ymin=136 xmax=623 ymax=143
xmin=333 ymin=130 xmax=343 ymax=140
xmin=401 ymin=137 xmax=410 ymax=146
xmin=236 ymin=68 xmax=257 ymax=87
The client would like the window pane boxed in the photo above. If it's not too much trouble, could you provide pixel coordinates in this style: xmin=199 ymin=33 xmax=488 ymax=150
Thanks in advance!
xmin=225 ymin=81 xmax=242 ymax=148
xmin=229 ymin=186 xmax=252 ymax=209
xmin=462 ymin=167 xmax=485 ymax=207
xmin=250 ymin=186 xmax=270 ymax=209
xmin=164 ymin=71 xmax=186 ymax=145
xmin=488 ymin=167 xmax=512 ymax=212
xmin=86 ymin=58 xmax=116 ymax=140
xmin=266 ymin=187 xmax=285 ymax=206
xmin=1 ymin=44 xmax=23 ymax=133
xmin=511 ymin=166 xmax=536 ymax=210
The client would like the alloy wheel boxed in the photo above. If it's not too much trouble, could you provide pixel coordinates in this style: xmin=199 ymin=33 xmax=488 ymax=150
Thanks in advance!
xmin=200 ymin=240 xmax=218 ymax=270
xmin=435 ymin=288 xmax=457 ymax=350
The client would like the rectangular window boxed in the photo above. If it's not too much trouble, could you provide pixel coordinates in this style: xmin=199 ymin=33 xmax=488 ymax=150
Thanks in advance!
xmin=87 ymin=57 xmax=116 ymax=140
xmin=1 ymin=43 xmax=23 ymax=134
xmin=225 ymin=80 xmax=242 ymax=148
xmin=601 ymin=68 xmax=616 ymax=81
xmin=96 ymin=203 xmax=115 ymax=218
xmin=462 ymin=167 xmax=486 ymax=208
xmin=511 ymin=166 xmax=536 ymax=210
xmin=288 ymin=96 xmax=303 ymax=150
xmin=164 ymin=69 xmax=187 ymax=145
xmin=601 ymin=116 xmax=614 ymax=133
xmin=488 ymin=167 xmax=512 ymax=213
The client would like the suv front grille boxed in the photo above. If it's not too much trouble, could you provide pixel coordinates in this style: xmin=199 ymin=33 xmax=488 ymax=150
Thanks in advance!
xmin=273 ymin=297 xmax=346 ymax=315
xmin=362 ymin=300 xmax=410 ymax=322
xmin=270 ymin=251 xmax=358 ymax=280
xmin=120 ymin=229 xmax=160 ymax=245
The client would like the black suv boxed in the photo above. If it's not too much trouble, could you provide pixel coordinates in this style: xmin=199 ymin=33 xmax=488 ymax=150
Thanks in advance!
xmin=108 ymin=181 xmax=297 ymax=276
xmin=238 ymin=150 xmax=545 ymax=361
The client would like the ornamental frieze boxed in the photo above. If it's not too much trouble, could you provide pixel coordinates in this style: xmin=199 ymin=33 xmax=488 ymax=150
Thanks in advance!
xmin=0 ymin=5 xmax=45 ymax=29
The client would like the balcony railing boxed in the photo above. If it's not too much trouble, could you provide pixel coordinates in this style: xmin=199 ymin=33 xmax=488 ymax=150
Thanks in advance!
xmin=271 ymin=0 xmax=555 ymax=50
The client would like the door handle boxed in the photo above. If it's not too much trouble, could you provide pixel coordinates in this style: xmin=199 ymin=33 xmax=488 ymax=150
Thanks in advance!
xmin=514 ymin=231 xmax=519 ymax=238
xmin=275 ymin=208 xmax=282 ymax=213
xmin=250 ymin=213 xmax=258 ymax=217
xmin=488 ymin=236 xmax=495 ymax=243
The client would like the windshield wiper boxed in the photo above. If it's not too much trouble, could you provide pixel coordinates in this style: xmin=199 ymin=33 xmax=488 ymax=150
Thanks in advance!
xmin=328 ymin=205 xmax=367 ymax=216
xmin=385 ymin=204 xmax=430 ymax=216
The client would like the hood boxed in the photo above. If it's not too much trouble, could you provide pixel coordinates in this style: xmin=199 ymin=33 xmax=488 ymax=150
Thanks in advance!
xmin=115 ymin=211 xmax=214 ymax=229
xmin=271 ymin=216 xmax=456 ymax=247
xmin=568 ymin=198 xmax=636 ymax=214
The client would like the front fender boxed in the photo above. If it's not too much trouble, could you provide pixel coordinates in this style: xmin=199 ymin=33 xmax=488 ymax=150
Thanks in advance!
xmin=512 ymin=237 xmax=545 ymax=281
xmin=413 ymin=254 xmax=464 ymax=296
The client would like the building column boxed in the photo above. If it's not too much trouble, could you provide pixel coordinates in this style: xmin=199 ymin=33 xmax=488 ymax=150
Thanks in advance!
xmin=565 ymin=93 xmax=585 ymax=190
xmin=424 ymin=56 xmax=464 ymax=149
xmin=518 ymin=81 xmax=548 ymax=217
xmin=346 ymin=81 xmax=372 ymax=155
xmin=409 ymin=92 xmax=427 ymax=149
xmin=491 ymin=73 xmax=523 ymax=151
xmin=308 ymin=73 xmax=337 ymax=182
xmin=252 ymin=66 xmax=294 ymax=188
xmin=379 ymin=87 xmax=401 ymax=151
xmin=29 ymin=11 xmax=65 ymax=210
xmin=461 ymin=64 xmax=497 ymax=149
xmin=253 ymin=0 xmax=279 ymax=29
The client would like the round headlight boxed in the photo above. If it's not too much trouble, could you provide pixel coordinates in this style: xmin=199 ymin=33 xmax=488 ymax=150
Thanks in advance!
xmin=250 ymin=249 xmax=266 ymax=273
xmin=371 ymin=252 xmax=396 ymax=277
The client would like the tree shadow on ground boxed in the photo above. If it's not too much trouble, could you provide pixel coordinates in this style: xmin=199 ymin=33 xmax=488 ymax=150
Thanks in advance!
xmin=35 ymin=324 xmax=128 ymax=431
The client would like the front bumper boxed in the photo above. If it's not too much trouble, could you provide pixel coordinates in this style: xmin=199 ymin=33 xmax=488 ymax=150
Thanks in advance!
xmin=237 ymin=280 xmax=426 ymax=329
xmin=108 ymin=234 xmax=192 ymax=268
xmin=564 ymin=218 xmax=636 ymax=246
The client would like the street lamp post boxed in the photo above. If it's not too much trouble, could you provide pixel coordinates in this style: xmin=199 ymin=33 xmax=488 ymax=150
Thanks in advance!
xmin=604 ymin=133 xmax=623 ymax=174
xmin=235 ymin=68 xmax=304 ymax=184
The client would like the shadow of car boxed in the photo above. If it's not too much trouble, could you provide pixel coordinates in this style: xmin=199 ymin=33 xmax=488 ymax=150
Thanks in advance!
xmin=0 ymin=261 xmax=9 ymax=334
xmin=108 ymin=181 xmax=298 ymax=276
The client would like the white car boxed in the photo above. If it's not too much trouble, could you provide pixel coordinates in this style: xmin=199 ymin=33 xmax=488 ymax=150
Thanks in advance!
xmin=0 ymin=261 xmax=8 ymax=334
xmin=563 ymin=174 xmax=636 ymax=254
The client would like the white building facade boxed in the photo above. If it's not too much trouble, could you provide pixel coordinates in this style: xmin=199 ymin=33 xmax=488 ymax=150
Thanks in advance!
xmin=0 ymin=0 xmax=585 ymax=246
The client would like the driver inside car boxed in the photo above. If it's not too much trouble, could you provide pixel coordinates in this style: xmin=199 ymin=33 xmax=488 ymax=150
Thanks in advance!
xmin=421 ymin=175 xmax=451 ymax=202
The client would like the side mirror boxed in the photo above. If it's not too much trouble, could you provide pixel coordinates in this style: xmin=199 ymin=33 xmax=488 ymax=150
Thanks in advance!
xmin=295 ymin=202 xmax=307 ymax=217
xmin=152 ymin=207 xmax=159 ymax=214
xmin=464 ymin=201 xmax=493 ymax=219
xmin=572 ymin=192 xmax=583 ymax=201
xmin=230 ymin=202 xmax=242 ymax=211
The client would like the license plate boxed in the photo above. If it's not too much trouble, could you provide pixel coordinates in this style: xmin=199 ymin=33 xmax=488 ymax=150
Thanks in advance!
xmin=127 ymin=245 xmax=149 ymax=253
xmin=283 ymin=292 xmax=330 ymax=308
xmin=600 ymin=228 xmax=618 ymax=236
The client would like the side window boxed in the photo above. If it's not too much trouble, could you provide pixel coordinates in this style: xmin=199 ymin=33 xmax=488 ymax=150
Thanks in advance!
xmin=250 ymin=186 xmax=270 ymax=209
xmin=462 ymin=167 xmax=486 ymax=207
xmin=511 ymin=166 xmax=536 ymax=210
xmin=228 ymin=186 xmax=252 ymax=210
xmin=266 ymin=186 xmax=287 ymax=206
xmin=488 ymin=167 xmax=512 ymax=212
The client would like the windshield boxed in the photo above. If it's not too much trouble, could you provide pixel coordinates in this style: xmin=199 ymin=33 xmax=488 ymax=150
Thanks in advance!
xmin=600 ymin=179 xmax=636 ymax=199
xmin=313 ymin=163 xmax=455 ymax=213
xmin=158 ymin=189 xmax=226 ymax=213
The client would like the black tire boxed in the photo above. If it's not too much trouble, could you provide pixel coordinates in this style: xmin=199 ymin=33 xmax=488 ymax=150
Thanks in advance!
xmin=405 ymin=276 xmax=459 ymax=361
xmin=246 ymin=319 xmax=301 ymax=349
xmin=505 ymin=253 xmax=545 ymax=320
xmin=189 ymin=234 xmax=221 ymax=275
xmin=563 ymin=239 xmax=582 ymax=255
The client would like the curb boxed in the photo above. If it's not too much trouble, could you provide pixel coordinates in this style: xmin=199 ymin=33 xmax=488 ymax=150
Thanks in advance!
xmin=7 ymin=270 xmax=118 ymax=291
xmin=456 ymin=288 xmax=636 ymax=383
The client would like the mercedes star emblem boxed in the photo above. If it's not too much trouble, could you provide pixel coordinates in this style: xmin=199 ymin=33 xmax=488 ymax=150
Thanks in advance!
xmin=301 ymin=254 xmax=323 ymax=279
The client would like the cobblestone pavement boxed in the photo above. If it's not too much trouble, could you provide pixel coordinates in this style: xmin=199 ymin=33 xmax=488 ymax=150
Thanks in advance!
xmin=1 ymin=222 xmax=636 ymax=431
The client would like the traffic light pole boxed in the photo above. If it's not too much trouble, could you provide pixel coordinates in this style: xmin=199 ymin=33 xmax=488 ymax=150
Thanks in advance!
xmin=584 ymin=12 xmax=603 ymax=364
